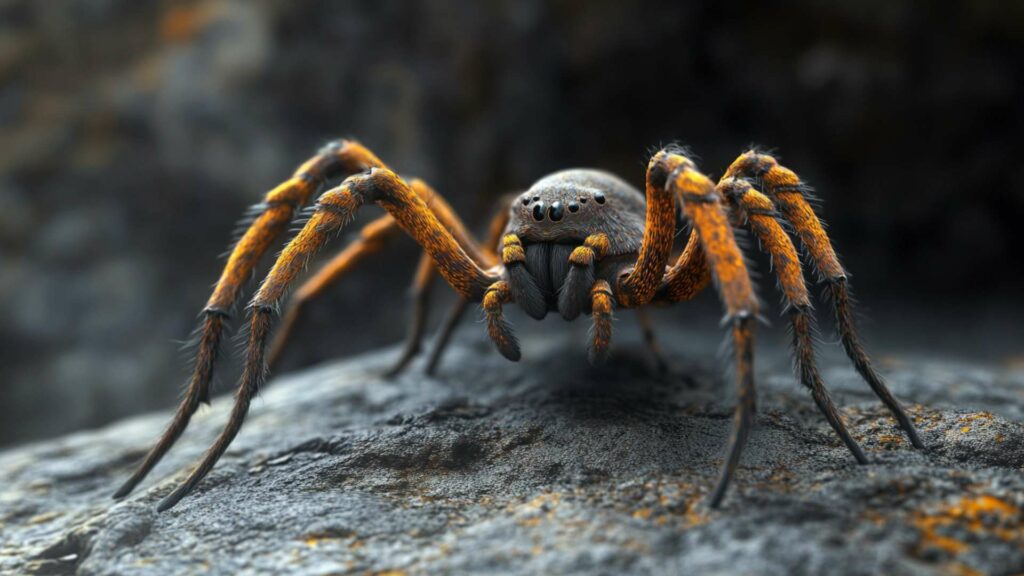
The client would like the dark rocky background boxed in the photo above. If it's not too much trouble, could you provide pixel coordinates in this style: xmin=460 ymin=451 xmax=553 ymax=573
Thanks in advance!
xmin=1 ymin=0 xmax=1023 ymax=447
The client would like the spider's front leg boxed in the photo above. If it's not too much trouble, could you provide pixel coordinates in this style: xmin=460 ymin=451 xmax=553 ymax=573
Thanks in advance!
xmin=622 ymin=149 xmax=759 ymax=508
xmin=718 ymin=177 xmax=867 ymax=463
xmin=156 ymin=168 xmax=498 ymax=511
xmin=725 ymin=152 xmax=924 ymax=449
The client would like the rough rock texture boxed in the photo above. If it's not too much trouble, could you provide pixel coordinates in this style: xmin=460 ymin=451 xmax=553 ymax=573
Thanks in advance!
xmin=2 ymin=328 xmax=1023 ymax=575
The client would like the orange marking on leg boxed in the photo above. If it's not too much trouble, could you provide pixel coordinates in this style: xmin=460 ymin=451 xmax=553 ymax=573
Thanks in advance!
xmin=658 ymin=231 xmax=710 ymax=302
xmin=483 ymin=281 xmax=520 ymax=360
xmin=588 ymin=280 xmax=614 ymax=364
xmin=671 ymin=167 xmax=757 ymax=318
xmin=617 ymin=152 xmax=679 ymax=307
xmin=369 ymin=170 xmax=497 ymax=301
xmin=718 ymin=178 xmax=810 ymax=308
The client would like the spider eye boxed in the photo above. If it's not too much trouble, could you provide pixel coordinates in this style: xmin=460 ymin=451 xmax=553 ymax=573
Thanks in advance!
xmin=579 ymin=197 xmax=587 ymax=204
xmin=532 ymin=202 xmax=545 ymax=221
xmin=522 ymin=197 xmax=530 ymax=206
xmin=594 ymin=192 xmax=606 ymax=204
xmin=548 ymin=201 xmax=564 ymax=221
xmin=568 ymin=202 xmax=579 ymax=213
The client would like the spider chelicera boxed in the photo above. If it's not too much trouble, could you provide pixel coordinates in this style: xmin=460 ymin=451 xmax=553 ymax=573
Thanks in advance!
xmin=113 ymin=140 xmax=924 ymax=511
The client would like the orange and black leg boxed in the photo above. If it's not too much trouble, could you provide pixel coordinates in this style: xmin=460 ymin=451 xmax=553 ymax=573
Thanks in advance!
xmin=267 ymin=178 xmax=495 ymax=377
xmin=560 ymin=233 xmax=610 ymax=320
xmin=634 ymin=149 xmax=759 ymax=509
xmin=265 ymin=214 xmax=400 ymax=370
xmin=588 ymin=280 xmax=615 ymax=364
xmin=425 ymin=202 xmax=511 ymax=374
xmin=114 ymin=139 xmax=385 ymax=499
xmin=156 ymin=168 xmax=499 ymax=511
xmin=718 ymin=177 xmax=867 ymax=464
xmin=724 ymin=152 xmax=923 ymax=449
xmin=482 ymin=280 xmax=520 ymax=361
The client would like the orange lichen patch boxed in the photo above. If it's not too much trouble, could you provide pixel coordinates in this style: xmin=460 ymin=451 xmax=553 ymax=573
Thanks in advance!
xmin=913 ymin=495 xmax=1023 ymax=558
xmin=160 ymin=5 xmax=215 ymax=43
xmin=959 ymin=412 xmax=994 ymax=424
xmin=522 ymin=491 xmax=563 ymax=512
xmin=861 ymin=510 xmax=887 ymax=527
xmin=632 ymin=507 xmax=654 ymax=520
xmin=877 ymin=434 xmax=905 ymax=449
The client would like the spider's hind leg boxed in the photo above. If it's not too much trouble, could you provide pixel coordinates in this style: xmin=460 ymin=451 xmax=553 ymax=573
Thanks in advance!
xmin=725 ymin=152 xmax=924 ymax=449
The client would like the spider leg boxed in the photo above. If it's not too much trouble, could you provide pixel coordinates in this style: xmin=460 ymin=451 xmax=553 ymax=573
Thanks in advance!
xmin=616 ymin=154 xmax=678 ymax=308
xmin=559 ymin=234 xmax=610 ymax=320
xmin=588 ymin=280 xmax=615 ymax=364
xmin=637 ymin=150 xmax=759 ymax=509
xmin=424 ymin=298 xmax=470 ymax=375
xmin=268 ymin=177 xmax=497 ymax=375
xmin=113 ymin=139 xmax=384 ymax=499
xmin=725 ymin=152 xmax=924 ymax=449
xmin=482 ymin=280 xmax=520 ymax=361
xmin=425 ymin=201 xmax=511 ymax=375
xmin=266 ymin=214 xmax=400 ymax=370
xmin=502 ymin=234 xmax=547 ymax=319
xmin=657 ymin=229 xmax=710 ymax=302
xmin=718 ymin=177 xmax=867 ymax=464
xmin=635 ymin=307 xmax=669 ymax=375
xmin=157 ymin=169 xmax=499 ymax=511
xmin=383 ymin=252 xmax=437 ymax=378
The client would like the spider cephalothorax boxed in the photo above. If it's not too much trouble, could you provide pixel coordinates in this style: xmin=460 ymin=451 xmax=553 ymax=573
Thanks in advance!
xmin=114 ymin=140 xmax=924 ymax=512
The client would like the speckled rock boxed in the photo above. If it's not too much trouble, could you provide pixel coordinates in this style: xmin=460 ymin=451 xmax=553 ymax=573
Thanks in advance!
xmin=2 ymin=329 xmax=1023 ymax=575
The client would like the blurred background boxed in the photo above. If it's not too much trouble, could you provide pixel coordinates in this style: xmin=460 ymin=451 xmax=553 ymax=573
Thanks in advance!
xmin=2 ymin=0 xmax=1022 ymax=447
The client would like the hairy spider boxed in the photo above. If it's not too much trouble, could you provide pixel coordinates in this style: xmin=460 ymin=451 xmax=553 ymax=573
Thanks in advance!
xmin=114 ymin=140 xmax=924 ymax=511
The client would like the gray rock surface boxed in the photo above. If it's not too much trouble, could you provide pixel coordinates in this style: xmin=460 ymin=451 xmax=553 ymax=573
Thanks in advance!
xmin=2 ymin=328 xmax=1023 ymax=575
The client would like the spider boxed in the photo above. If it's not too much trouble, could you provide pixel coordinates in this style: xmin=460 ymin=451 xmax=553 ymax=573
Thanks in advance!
xmin=113 ymin=140 xmax=924 ymax=512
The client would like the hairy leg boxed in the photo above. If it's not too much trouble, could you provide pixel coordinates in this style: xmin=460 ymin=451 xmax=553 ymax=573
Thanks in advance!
xmin=588 ymin=280 xmax=615 ymax=364
xmin=424 ymin=298 xmax=470 ymax=375
xmin=156 ymin=169 xmax=499 ymax=511
xmin=724 ymin=151 xmax=923 ymax=449
xmin=656 ymin=230 xmax=710 ymax=302
xmin=644 ymin=149 xmax=760 ymax=508
xmin=635 ymin=307 xmax=669 ymax=375
xmin=426 ymin=202 xmax=511 ymax=373
xmin=483 ymin=281 xmax=520 ymax=361
xmin=616 ymin=153 xmax=678 ymax=307
xmin=383 ymin=253 xmax=437 ymax=378
xmin=265 ymin=215 xmax=400 ymax=370
xmin=560 ymin=233 xmax=610 ymax=320
xmin=267 ymin=178 xmax=494 ymax=374
xmin=718 ymin=177 xmax=867 ymax=463
xmin=502 ymin=233 xmax=547 ymax=319
xmin=114 ymin=139 xmax=384 ymax=499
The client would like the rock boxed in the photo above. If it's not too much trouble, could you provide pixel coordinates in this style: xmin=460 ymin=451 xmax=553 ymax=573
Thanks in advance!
xmin=2 ymin=328 xmax=1023 ymax=575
